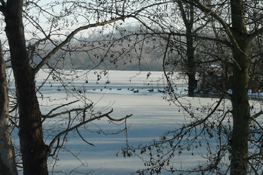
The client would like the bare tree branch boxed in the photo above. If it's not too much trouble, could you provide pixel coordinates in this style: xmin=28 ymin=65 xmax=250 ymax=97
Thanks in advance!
xmin=249 ymin=27 xmax=263 ymax=40
xmin=48 ymin=109 xmax=132 ymax=155
xmin=179 ymin=0 xmax=245 ymax=70
xmin=33 ymin=15 xmax=129 ymax=75
xmin=42 ymin=101 xmax=93 ymax=120
xmin=42 ymin=100 xmax=79 ymax=117
xmin=178 ymin=1 xmax=189 ymax=27
xmin=42 ymin=105 xmax=92 ymax=119
xmin=132 ymin=15 xmax=231 ymax=47
xmin=205 ymin=80 xmax=232 ymax=97
xmin=27 ymin=36 xmax=50 ymax=61
xmin=76 ymin=128 xmax=94 ymax=146
xmin=193 ymin=18 xmax=211 ymax=34
xmin=250 ymin=110 xmax=263 ymax=121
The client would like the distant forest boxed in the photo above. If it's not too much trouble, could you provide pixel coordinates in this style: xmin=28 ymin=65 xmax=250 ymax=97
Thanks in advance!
xmin=33 ymin=25 xmax=168 ymax=71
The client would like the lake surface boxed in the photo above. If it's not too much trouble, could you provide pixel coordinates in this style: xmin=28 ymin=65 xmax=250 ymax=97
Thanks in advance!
xmin=11 ymin=69 xmax=262 ymax=175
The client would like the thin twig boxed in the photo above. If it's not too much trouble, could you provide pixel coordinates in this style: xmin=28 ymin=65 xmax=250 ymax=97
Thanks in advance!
xmin=48 ymin=109 xmax=132 ymax=155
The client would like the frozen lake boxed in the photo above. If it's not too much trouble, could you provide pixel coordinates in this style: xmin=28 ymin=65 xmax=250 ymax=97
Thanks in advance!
xmin=35 ymin=70 xmax=191 ymax=175
xmin=11 ymin=69 xmax=262 ymax=175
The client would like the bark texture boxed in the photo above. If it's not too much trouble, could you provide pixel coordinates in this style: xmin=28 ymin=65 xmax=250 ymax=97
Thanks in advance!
xmin=4 ymin=1 xmax=49 ymax=174
xmin=178 ymin=2 xmax=196 ymax=96
xmin=0 ymin=42 xmax=18 ymax=175
xmin=186 ymin=31 xmax=196 ymax=96
xmin=230 ymin=0 xmax=250 ymax=174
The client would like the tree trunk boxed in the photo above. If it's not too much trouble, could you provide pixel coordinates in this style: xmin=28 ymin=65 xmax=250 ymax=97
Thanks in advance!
xmin=0 ymin=42 xmax=18 ymax=175
xmin=186 ymin=32 xmax=196 ymax=96
xmin=231 ymin=59 xmax=249 ymax=175
xmin=230 ymin=0 xmax=250 ymax=174
xmin=178 ymin=2 xmax=196 ymax=96
xmin=4 ymin=1 xmax=49 ymax=174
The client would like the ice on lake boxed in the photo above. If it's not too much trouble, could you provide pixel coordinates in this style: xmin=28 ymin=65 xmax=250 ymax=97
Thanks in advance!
xmin=33 ymin=70 xmax=195 ymax=174
xmin=12 ymin=69 xmax=262 ymax=175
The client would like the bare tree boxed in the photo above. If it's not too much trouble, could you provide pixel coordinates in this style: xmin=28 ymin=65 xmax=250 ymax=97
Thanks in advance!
xmin=177 ymin=1 xmax=196 ymax=96
xmin=0 ymin=41 xmax=17 ymax=175
xmin=120 ymin=0 xmax=263 ymax=174
xmin=0 ymin=0 xmax=139 ymax=174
